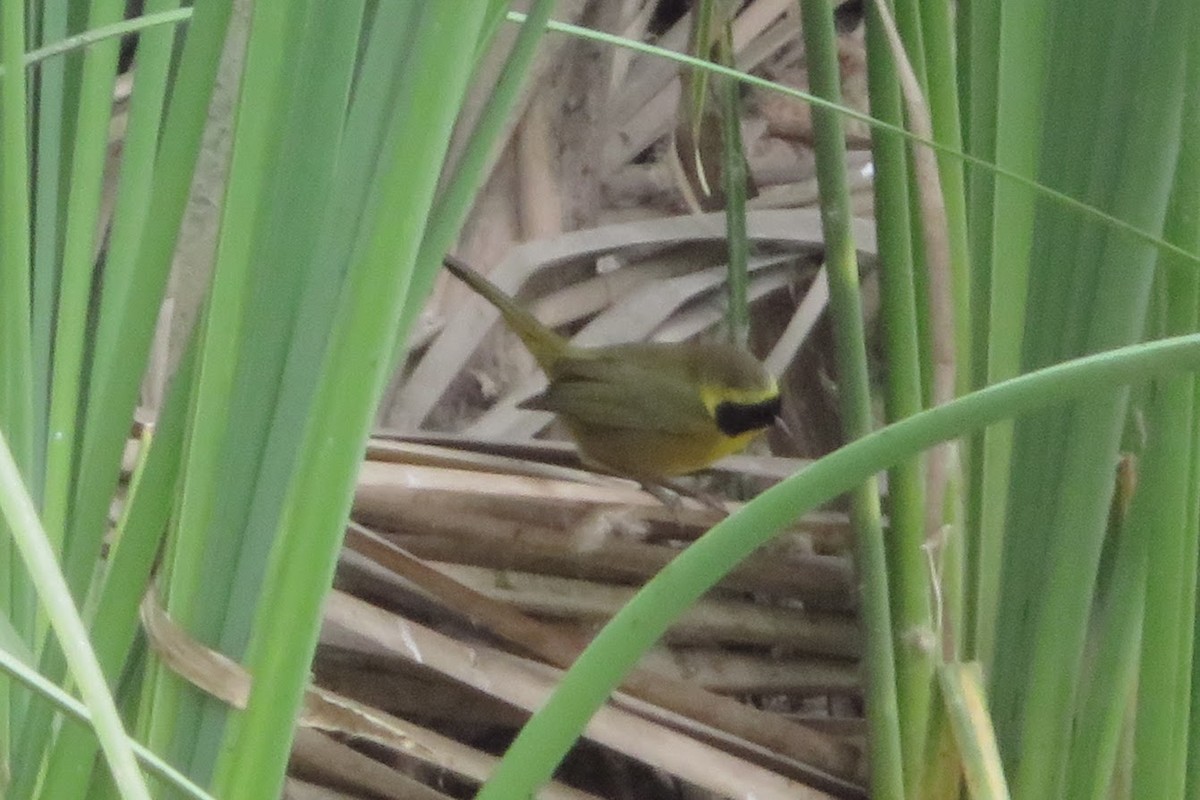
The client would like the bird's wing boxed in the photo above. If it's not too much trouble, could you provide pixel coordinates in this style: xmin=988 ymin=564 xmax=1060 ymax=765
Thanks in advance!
xmin=521 ymin=354 xmax=712 ymax=435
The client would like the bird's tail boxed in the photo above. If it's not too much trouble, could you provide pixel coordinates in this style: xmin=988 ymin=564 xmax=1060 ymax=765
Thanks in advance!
xmin=443 ymin=255 xmax=568 ymax=371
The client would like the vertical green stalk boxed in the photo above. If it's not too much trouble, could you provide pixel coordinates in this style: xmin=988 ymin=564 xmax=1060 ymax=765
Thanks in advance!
xmin=1 ymin=0 xmax=35 ymax=525
xmin=1 ymin=0 xmax=35 ymax=776
xmin=1169 ymin=42 xmax=1200 ymax=797
xmin=30 ymin=0 xmax=68 ymax=505
xmin=959 ymin=0 xmax=998 ymax=666
xmin=1187 ymin=437 xmax=1200 ymax=797
xmin=888 ymin=2 xmax=933 ymax=401
xmin=1187 ymin=381 xmax=1200 ymax=798
xmin=212 ymin=7 xmax=490 ymax=798
xmin=40 ymin=0 xmax=123 ymax=556
xmin=1129 ymin=356 xmax=1195 ymax=797
xmin=890 ymin=0 xmax=927 ymax=88
xmin=1185 ymin=53 xmax=1200 ymax=783
xmin=85 ymin=0 xmax=182 ymax=422
xmin=717 ymin=27 xmax=749 ymax=346
xmin=1130 ymin=35 xmax=1200 ymax=797
xmin=915 ymin=0 xmax=969 ymax=382
xmin=863 ymin=0 xmax=932 ymax=789
xmin=798 ymin=0 xmax=904 ymax=796
xmin=69 ymin=0 xmax=231 ymax=600
xmin=1063 ymin=471 xmax=1145 ymax=800
xmin=973 ymin=0 xmax=1048 ymax=679
xmin=914 ymin=0 xmax=970 ymax=679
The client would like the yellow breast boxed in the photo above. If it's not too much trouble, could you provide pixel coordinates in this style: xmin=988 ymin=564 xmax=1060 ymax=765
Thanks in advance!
xmin=565 ymin=422 xmax=763 ymax=479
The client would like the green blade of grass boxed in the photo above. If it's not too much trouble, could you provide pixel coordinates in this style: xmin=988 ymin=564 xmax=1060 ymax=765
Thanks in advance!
xmin=1063 ymin=459 xmax=1144 ymax=799
xmin=1165 ymin=39 xmax=1200 ymax=798
xmin=917 ymin=0 xmax=970 ymax=387
xmin=27 ymin=0 xmax=69 ymax=520
xmin=211 ymin=7 xmax=491 ymax=797
xmin=5 ymin=9 xmax=193 ymax=72
xmin=1186 ymin=368 xmax=1200 ymax=796
xmin=85 ymin=0 xmax=184 ymax=438
xmin=0 ymin=0 xmax=36 ymax=774
xmin=972 ymin=0 xmax=1049 ymax=681
xmin=40 ymin=0 xmax=123 ymax=558
xmin=798 ymin=0 xmax=904 ymax=795
xmin=1129 ymin=31 xmax=1200 ymax=796
xmin=1179 ymin=41 xmax=1200 ymax=796
xmin=863 ymin=1 xmax=932 ymax=788
xmin=716 ymin=25 xmax=750 ymax=346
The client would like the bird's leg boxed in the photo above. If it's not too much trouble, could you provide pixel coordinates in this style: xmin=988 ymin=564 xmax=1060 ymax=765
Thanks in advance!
xmin=640 ymin=477 xmax=729 ymax=517
xmin=576 ymin=454 xmax=729 ymax=516
xmin=638 ymin=480 xmax=685 ymax=511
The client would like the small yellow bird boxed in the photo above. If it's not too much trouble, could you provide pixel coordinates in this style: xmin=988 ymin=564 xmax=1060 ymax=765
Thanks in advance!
xmin=443 ymin=255 xmax=781 ymax=481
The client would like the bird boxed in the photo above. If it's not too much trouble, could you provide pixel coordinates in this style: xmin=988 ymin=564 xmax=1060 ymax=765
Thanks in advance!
xmin=442 ymin=254 xmax=781 ymax=482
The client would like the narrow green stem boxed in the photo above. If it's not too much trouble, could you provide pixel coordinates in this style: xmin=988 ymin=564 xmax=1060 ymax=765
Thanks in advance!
xmin=1180 ymin=35 xmax=1200 ymax=795
xmin=1063 ymin=466 xmax=1145 ymax=799
xmin=959 ymin=0 xmax=998 ymax=668
xmin=1128 ymin=360 xmax=1193 ymax=798
xmin=973 ymin=0 xmax=1048 ymax=683
xmin=0 ymin=0 xmax=36 ymax=775
xmin=0 ymin=8 xmax=194 ymax=76
xmin=1130 ymin=26 xmax=1200 ymax=795
xmin=717 ymin=27 xmax=749 ymax=346
xmin=1 ymin=0 xmax=35 ymax=484
xmin=85 ymin=0 xmax=182 ymax=443
xmin=1187 ymin=368 xmax=1200 ymax=797
xmin=799 ymin=0 xmax=905 ymax=795
xmin=28 ymin=0 xmax=69 ymax=524
xmin=916 ymin=0 xmax=970 ymax=387
xmin=41 ymin=0 xmax=123 ymax=558
xmin=864 ymin=1 xmax=933 ymax=790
